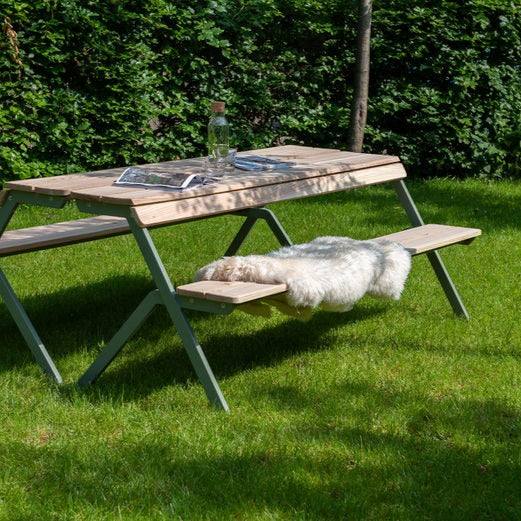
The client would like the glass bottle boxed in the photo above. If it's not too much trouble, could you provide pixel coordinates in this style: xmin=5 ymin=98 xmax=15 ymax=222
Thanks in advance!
xmin=207 ymin=101 xmax=229 ymax=175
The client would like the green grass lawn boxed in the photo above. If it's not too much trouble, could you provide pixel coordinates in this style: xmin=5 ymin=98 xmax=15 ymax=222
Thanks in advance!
xmin=0 ymin=178 xmax=520 ymax=520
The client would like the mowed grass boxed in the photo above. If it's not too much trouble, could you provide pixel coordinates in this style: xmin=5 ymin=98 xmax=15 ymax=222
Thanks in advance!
xmin=0 ymin=178 xmax=520 ymax=520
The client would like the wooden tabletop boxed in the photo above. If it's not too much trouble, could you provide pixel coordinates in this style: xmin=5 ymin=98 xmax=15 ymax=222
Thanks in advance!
xmin=4 ymin=146 xmax=406 ymax=227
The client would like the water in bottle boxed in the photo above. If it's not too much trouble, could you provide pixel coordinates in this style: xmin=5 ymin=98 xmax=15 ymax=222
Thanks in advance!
xmin=207 ymin=101 xmax=229 ymax=176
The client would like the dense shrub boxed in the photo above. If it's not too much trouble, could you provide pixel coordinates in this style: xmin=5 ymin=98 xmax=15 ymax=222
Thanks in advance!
xmin=0 ymin=0 xmax=520 ymax=181
xmin=369 ymin=0 xmax=521 ymax=179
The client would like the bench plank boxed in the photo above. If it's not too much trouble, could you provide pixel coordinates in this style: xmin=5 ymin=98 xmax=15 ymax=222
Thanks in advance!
xmin=244 ymin=145 xmax=342 ymax=159
xmin=176 ymin=280 xmax=288 ymax=304
xmin=0 ymin=215 xmax=130 ymax=256
xmin=378 ymin=224 xmax=481 ymax=255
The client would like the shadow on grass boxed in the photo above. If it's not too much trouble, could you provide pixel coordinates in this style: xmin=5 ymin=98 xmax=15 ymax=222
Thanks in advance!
xmin=0 ymin=274 xmax=154 ymax=370
xmin=4 ymin=380 xmax=520 ymax=519
xmin=0 ymin=271 xmax=391 ymax=394
xmin=79 ymin=303 xmax=390 ymax=402
xmin=246 ymin=379 xmax=521 ymax=518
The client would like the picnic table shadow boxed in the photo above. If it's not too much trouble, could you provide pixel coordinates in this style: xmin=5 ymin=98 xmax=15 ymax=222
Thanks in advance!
xmin=78 ymin=299 xmax=393 ymax=402
xmin=0 ymin=273 xmax=391 ymax=395
xmin=0 ymin=274 xmax=154 ymax=373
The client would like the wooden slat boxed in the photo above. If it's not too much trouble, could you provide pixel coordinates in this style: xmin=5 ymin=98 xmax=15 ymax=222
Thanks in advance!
xmin=1 ymin=159 xmax=207 ymax=196
xmin=176 ymin=280 xmax=287 ymax=304
xmin=68 ymin=169 xmax=314 ymax=205
xmin=292 ymin=152 xmax=365 ymax=164
xmin=291 ymin=151 xmax=401 ymax=167
xmin=130 ymin=163 xmax=407 ymax=227
xmin=378 ymin=224 xmax=482 ymax=255
xmin=3 ymin=170 xmax=124 ymax=195
xmin=0 ymin=215 xmax=130 ymax=256
xmin=69 ymin=153 xmax=401 ymax=206
xmin=242 ymin=145 xmax=342 ymax=159
xmin=0 ymin=190 xmax=7 ymax=207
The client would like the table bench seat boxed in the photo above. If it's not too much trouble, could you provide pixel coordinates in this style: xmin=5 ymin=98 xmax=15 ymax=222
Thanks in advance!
xmin=377 ymin=224 xmax=481 ymax=255
xmin=0 ymin=215 xmax=130 ymax=257
xmin=176 ymin=280 xmax=288 ymax=304
xmin=175 ymin=224 xmax=481 ymax=305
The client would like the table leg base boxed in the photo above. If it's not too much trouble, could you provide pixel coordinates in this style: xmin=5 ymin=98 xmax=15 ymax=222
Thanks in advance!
xmin=77 ymin=288 xmax=230 ymax=412
xmin=0 ymin=268 xmax=62 ymax=383
xmin=225 ymin=207 xmax=293 ymax=256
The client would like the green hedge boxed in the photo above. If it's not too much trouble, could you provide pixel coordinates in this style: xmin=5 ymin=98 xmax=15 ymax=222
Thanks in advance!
xmin=369 ymin=0 xmax=521 ymax=179
xmin=1 ymin=0 xmax=520 ymax=182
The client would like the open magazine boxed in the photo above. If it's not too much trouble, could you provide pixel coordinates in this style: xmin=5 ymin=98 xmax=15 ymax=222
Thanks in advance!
xmin=114 ymin=166 xmax=216 ymax=190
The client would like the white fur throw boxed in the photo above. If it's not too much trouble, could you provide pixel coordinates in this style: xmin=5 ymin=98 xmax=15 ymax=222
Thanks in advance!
xmin=195 ymin=236 xmax=411 ymax=319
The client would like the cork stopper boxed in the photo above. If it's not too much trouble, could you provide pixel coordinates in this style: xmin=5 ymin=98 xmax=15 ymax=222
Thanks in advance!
xmin=211 ymin=101 xmax=225 ymax=112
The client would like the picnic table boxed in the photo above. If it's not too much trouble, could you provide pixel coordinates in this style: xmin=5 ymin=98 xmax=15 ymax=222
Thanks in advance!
xmin=0 ymin=146 xmax=480 ymax=410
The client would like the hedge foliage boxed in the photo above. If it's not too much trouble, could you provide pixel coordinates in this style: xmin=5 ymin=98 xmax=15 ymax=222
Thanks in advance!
xmin=1 ymin=0 xmax=520 ymax=181
xmin=370 ymin=0 xmax=521 ymax=179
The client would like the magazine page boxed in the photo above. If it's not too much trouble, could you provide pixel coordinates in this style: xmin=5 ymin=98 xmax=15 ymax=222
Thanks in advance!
xmin=115 ymin=167 xmax=216 ymax=190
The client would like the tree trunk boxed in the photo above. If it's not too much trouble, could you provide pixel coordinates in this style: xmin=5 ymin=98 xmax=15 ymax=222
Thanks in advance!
xmin=347 ymin=0 xmax=372 ymax=153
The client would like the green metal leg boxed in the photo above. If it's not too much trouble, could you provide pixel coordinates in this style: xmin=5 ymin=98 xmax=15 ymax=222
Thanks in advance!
xmin=0 ymin=268 xmax=62 ymax=383
xmin=425 ymin=250 xmax=470 ymax=320
xmin=226 ymin=207 xmax=293 ymax=255
xmin=0 ymin=195 xmax=18 ymax=236
xmin=78 ymin=289 xmax=162 ymax=387
xmin=0 ymin=194 xmax=62 ymax=382
xmin=224 ymin=216 xmax=257 ymax=256
xmin=261 ymin=207 xmax=293 ymax=247
xmin=393 ymin=180 xmax=470 ymax=319
xmin=128 ymin=220 xmax=229 ymax=411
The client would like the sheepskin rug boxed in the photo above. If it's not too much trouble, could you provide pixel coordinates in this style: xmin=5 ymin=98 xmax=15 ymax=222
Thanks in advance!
xmin=195 ymin=236 xmax=411 ymax=319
